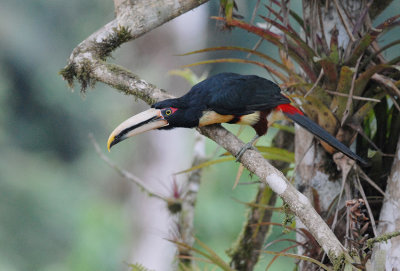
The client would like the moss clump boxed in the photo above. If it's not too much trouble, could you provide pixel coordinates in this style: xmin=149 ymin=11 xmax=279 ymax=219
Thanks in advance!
xmin=59 ymin=63 xmax=77 ymax=89
xmin=282 ymin=202 xmax=294 ymax=233
xmin=59 ymin=60 xmax=95 ymax=93
xmin=329 ymin=252 xmax=345 ymax=271
xmin=59 ymin=26 xmax=132 ymax=93
xmin=76 ymin=59 xmax=95 ymax=92
xmin=114 ymin=83 xmax=133 ymax=95
xmin=104 ymin=63 xmax=158 ymax=105
xmin=93 ymin=25 xmax=132 ymax=60
xmin=366 ymin=230 xmax=400 ymax=249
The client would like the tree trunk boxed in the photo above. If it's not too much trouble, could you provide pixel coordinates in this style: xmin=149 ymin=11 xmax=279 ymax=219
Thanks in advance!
xmin=298 ymin=1 xmax=368 ymax=269
xmin=299 ymin=0 xmax=398 ymax=269
xmin=368 ymin=137 xmax=400 ymax=270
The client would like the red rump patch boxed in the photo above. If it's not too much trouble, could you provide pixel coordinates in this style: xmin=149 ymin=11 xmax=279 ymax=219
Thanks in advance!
xmin=170 ymin=107 xmax=178 ymax=114
xmin=277 ymin=104 xmax=304 ymax=115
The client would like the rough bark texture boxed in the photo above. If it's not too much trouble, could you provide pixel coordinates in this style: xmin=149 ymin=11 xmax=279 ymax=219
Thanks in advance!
xmin=297 ymin=3 xmax=368 ymax=268
xmin=200 ymin=126 xmax=350 ymax=261
xmin=299 ymin=1 xmax=397 ymax=269
xmin=299 ymin=0 xmax=367 ymax=218
xmin=368 ymin=137 xmax=400 ymax=270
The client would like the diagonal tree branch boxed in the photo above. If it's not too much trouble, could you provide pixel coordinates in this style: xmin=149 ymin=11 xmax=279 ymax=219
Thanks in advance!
xmin=229 ymin=128 xmax=293 ymax=270
xmin=61 ymin=0 xmax=352 ymax=265
xmin=199 ymin=125 xmax=350 ymax=262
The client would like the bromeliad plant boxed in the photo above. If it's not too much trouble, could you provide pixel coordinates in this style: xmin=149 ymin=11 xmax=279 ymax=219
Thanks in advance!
xmin=186 ymin=4 xmax=400 ymax=165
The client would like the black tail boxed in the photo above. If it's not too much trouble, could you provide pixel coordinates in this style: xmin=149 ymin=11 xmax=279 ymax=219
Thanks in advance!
xmin=284 ymin=112 xmax=367 ymax=165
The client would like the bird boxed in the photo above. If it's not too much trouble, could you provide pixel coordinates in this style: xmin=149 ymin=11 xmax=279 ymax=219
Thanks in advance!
xmin=107 ymin=72 xmax=367 ymax=165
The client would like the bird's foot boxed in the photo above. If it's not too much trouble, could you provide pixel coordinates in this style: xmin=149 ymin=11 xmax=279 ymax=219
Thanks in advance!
xmin=235 ymin=142 xmax=257 ymax=161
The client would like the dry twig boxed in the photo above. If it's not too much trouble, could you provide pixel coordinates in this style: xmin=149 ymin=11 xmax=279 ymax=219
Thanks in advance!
xmin=89 ymin=133 xmax=166 ymax=201
xmin=355 ymin=174 xmax=378 ymax=237
xmin=333 ymin=0 xmax=356 ymax=42
xmin=305 ymin=69 xmax=324 ymax=97
xmin=341 ymin=55 xmax=363 ymax=126
xmin=325 ymin=90 xmax=381 ymax=102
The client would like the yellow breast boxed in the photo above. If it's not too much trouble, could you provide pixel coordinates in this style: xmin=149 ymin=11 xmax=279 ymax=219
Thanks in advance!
xmin=236 ymin=112 xmax=260 ymax=125
xmin=198 ymin=111 xmax=234 ymax=127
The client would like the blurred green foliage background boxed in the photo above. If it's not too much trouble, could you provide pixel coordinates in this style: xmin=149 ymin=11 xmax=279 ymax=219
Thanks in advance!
xmin=1 ymin=0 xmax=398 ymax=270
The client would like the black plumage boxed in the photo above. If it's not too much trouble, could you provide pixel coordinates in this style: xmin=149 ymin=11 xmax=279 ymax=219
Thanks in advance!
xmin=109 ymin=72 xmax=367 ymax=164
xmin=152 ymin=73 xmax=289 ymax=128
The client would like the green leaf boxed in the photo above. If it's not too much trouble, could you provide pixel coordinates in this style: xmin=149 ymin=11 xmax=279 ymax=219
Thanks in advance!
xmin=347 ymin=33 xmax=373 ymax=66
xmin=330 ymin=66 xmax=354 ymax=120
xmin=232 ymin=198 xmax=283 ymax=212
xmin=222 ymin=0 xmax=234 ymax=22
xmin=180 ymin=46 xmax=296 ymax=76
xmin=170 ymin=239 xmax=234 ymax=271
xmin=174 ymin=157 xmax=233 ymax=175
xmin=347 ymin=14 xmax=400 ymax=66
xmin=352 ymin=92 xmax=386 ymax=124
xmin=271 ymin=123 xmax=295 ymax=133
xmin=183 ymin=58 xmax=288 ymax=82
xmin=256 ymin=146 xmax=295 ymax=163
xmin=168 ymin=68 xmax=206 ymax=86
xmin=176 ymin=146 xmax=294 ymax=175
xmin=354 ymin=64 xmax=396 ymax=96
xmin=261 ymin=250 xmax=332 ymax=270
xmin=221 ymin=146 xmax=295 ymax=163
xmin=211 ymin=17 xmax=317 ymax=81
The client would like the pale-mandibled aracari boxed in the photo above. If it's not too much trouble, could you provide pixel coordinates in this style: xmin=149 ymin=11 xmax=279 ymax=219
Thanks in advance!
xmin=107 ymin=73 xmax=366 ymax=164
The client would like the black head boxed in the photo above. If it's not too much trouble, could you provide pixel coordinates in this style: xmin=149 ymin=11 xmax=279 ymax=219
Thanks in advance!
xmin=152 ymin=99 xmax=201 ymax=129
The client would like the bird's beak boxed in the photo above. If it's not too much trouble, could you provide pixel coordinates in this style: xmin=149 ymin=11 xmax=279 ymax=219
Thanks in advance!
xmin=107 ymin=108 xmax=168 ymax=151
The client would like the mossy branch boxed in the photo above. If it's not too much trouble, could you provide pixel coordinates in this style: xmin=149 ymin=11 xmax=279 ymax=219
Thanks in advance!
xmin=367 ymin=231 xmax=400 ymax=249
xmin=60 ymin=0 xmax=210 ymax=93
xmin=93 ymin=26 xmax=132 ymax=60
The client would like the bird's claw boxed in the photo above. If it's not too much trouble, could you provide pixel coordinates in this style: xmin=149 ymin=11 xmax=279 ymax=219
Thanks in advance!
xmin=235 ymin=142 xmax=256 ymax=161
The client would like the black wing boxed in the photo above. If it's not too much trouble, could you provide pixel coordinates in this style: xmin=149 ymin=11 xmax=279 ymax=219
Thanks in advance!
xmin=181 ymin=73 xmax=290 ymax=115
